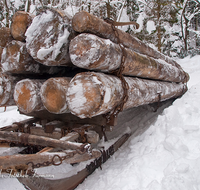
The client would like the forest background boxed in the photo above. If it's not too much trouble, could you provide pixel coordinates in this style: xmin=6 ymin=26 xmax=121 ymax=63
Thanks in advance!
xmin=0 ymin=0 xmax=200 ymax=58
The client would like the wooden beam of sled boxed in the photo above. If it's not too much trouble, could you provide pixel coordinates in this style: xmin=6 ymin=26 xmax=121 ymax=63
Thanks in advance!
xmin=69 ymin=33 xmax=189 ymax=83
xmin=67 ymin=72 xmax=188 ymax=119
xmin=0 ymin=131 xmax=90 ymax=152
xmin=72 ymin=11 xmax=182 ymax=69
xmin=0 ymin=150 xmax=101 ymax=170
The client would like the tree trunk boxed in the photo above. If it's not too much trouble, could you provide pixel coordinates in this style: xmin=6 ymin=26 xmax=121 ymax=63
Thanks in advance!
xmin=69 ymin=33 xmax=189 ymax=83
xmin=11 ymin=11 xmax=35 ymax=42
xmin=14 ymin=79 xmax=45 ymax=114
xmin=0 ymin=74 xmax=20 ymax=107
xmin=72 ymin=11 xmax=182 ymax=69
xmin=66 ymin=72 xmax=187 ymax=119
xmin=25 ymin=8 xmax=76 ymax=66
xmin=40 ymin=77 xmax=71 ymax=114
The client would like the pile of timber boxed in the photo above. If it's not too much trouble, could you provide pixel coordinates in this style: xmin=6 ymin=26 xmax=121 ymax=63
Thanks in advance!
xmin=0 ymin=8 xmax=189 ymax=125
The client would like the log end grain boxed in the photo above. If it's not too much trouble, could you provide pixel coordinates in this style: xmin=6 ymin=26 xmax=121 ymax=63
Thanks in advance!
xmin=0 ymin=27 xmax=13 ymax=47
xmin=25 ymin=9 xmax=71 ymax=66
xmin=14 ymin=79 xmax=44 ymax=114
xmin=11 ymin=11 xmax=34 ymax=42
xmin=41 ymin=78 xmax=71 ymax=114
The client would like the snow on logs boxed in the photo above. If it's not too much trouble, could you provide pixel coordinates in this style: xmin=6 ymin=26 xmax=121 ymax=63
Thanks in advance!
xmin=25 ymin=8 xmax=75 ymax=66
xmin=69 ymin=33 xmax=188 ymax=83
xmin=66 ymin=72 xmax=187 ymax=119
xmin=40 ymin=77 xmax=71 ymax=114
xmin=14 ymin=79 xmax=45 ymax=114
xmin=72 ymin=11 xmax=182 ymax=69
xmin=11 ymin=11 xmax=35 ymax=42
xmin=0 ymin=74 xmax=21 ymax=107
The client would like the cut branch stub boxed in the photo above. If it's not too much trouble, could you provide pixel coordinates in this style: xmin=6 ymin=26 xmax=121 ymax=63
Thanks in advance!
xmin=11 ymin=11 xmax=35 ymax=42
xmin=14 ymin=79 xmax=45 ymax=114
xmin=67 ymin=72 xmax=187 ymax=119
xmin=69 ymin=33 xmax=188 ymax=83
xmin=25 ymin=8 xmax=74 ymax=66
xmin=0 ymin=74 xmax=21 ymax=107
xmin=40 ymin=77 xmax=71 ymax=114
xmin=72 ymin=11 xmax=182 ymax=70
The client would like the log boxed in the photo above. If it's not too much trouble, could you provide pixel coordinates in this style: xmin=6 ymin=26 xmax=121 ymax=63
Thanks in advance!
xmin=0 ymin=150 xmax=101 ymax=170
xmin=0 ymin=27 xmax=13 ymax=47
xmin=72 ymin=11 xmax=182 ymax=69
xmin=0 ymin=131 xmax=90 ymax=152
xmin=11 ymin=11 xmax=35 ymax=41
xmin=25 ymin=8 xmax=76 ymax=66
xmin=69 ymin=33 xmax=189 ymax=83
xmin=66 ymin=72 xmax=187 ymax=118
xmin=14 ymin=79 xmax=45 ymax=114
xmin=0 ymin=74 xmax=22 ymax=106
xmin=40 ymin=77 xmax=71 ymax=114
xmin=1 ymin=40 xmax=67 ymax=75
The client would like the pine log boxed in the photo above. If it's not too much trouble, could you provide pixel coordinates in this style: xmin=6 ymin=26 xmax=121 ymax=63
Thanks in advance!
xmin=14 ymin=79 xmax=45 ymax=114
xmin=0 ymin=150 xmax=101 ymax=170
xmin=0 ymin=27 xmax=13 ymax=47
xmin=0 ymin=131 xmax=89 ymax=152
xmin=69 ymin=33 xmax=189 ymax=83
xmin=1 ymin=40 xmax=67 ymax=75
xmin=25 ymin=8 xmax=76 ymax=66
xmin=66 ymin=72 xmax=187 ymax=118
xmin=72 ymin=11 xmax=182 ymax=70
xmin=40 ymin=77 xmax=71 ymax=114
xmin=11 ymin=11 xmax=35 ymax=41
xmin=0 ymin=74 xmax=22 ymax=107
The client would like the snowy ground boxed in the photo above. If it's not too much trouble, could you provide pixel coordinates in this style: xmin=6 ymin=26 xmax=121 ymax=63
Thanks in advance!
xmin=0 ymin=55 xmax=200 ymax=189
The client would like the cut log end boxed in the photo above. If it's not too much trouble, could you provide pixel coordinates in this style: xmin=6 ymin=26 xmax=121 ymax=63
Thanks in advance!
xmin=41 ymin=78 xmax=71 ymax=114
xmin=11 ymin=11 xmax=34 ymax=41
xmin=0 ymin=27 xmax=13 ymax=47
xmin=14 ymin=79 xmax=44 ymax=114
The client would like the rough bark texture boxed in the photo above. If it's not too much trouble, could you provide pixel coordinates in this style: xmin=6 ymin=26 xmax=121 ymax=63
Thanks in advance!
xmin=72 ymin=11 xmax=182 ymax=70
xmin=0 ymin=74 xmax=21 ymax=106
xmin=14 ymin=79 xmax=45 ymax=114
xmin=25 ymin=8 xmax=76 ymax=66
xmin=11 ymin=11 xmax=35 ymax=42
xmin=67 ymin=72 xmax=187 ymax=118
xmin=0 ymin=27 xmax=13 ymax=48
xmin=40 ymin=77 xmax=71 ymax=114
xmin=69 ymin=33 xmax=189 ymax=83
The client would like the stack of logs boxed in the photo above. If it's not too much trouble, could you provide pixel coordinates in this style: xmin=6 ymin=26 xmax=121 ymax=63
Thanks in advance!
xmin=0 ymin=8 xmax=189 ymax=126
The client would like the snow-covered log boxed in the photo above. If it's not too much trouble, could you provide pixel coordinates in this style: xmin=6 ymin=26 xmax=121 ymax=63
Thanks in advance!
xmin=0 ymin=74 xmax=21 ymax=107
xmin=11 ymin=11 xmax=35 ymax=41
xmin=66 ymin=72 xmax=187 ymax=118
xmin=25 ymin=8 xmax=76 ymax=66
xmin=1 ymin=40 xmax=65 ymax=75
xmin=14 ymin=79 xmax=45 ymax=114
xmin=69 ymin=33 xmax=189 ymax=83
xmin=40 ymin=77 xmax=71 ymax=114
xmin=72 ymin=11 xmax=182 ymax=70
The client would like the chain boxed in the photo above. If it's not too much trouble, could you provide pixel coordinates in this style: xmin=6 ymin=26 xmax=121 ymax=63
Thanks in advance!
xmin=104 ymin=18 xmax=129 ymax=125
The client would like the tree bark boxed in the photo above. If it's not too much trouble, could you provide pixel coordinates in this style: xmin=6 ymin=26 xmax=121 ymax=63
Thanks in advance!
xmin=69 ymin=33 xmax=189 ymax=83
xmin=11 ymin=11 xmax=35 ymax=42
xmin=66 ymin=72 xmax=187 ymax=118
xmin=40 ymin=77 xmax=71 ymax=114
xmin=14 ymin=79 xmax=45 ymax=114
xmin=72 ymin=11 xmax=182 ymax=69
xmin=0 ymin=74 xmax=22 ymax=107
xmin=25 ymin=8 xmax=76 ymax=66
